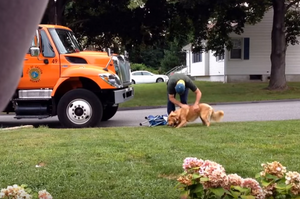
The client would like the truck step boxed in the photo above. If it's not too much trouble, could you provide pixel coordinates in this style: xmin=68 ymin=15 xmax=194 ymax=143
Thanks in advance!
xmin=15 ymin=98 xmax=50 ymax=101
xmin=14 ymin=115 xmax=50 ymax=119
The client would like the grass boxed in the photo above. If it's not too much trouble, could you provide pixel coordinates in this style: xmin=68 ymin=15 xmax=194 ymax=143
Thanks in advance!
xmin=120 ymin=81 xmax=300 ymax=108
xmin=1 ymin=120 xmax=300 ymax=198
xmin=1 ymin=81 xmax=300 ymax=198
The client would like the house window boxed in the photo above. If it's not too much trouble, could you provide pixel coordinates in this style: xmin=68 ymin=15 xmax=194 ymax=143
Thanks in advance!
xmin=192 ymin=52 xmax=202 ymax=63
xmin=230 ymin=38 xmax=243 ymax=59
xmin=216 ymin=53 xmax=224 ymax=61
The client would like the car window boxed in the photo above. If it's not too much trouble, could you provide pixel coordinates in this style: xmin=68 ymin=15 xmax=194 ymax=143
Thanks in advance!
xmin=142 ymin=72 xmax=151 ymax=76
xmin=132 ymin=72 xmax=142 ymax=75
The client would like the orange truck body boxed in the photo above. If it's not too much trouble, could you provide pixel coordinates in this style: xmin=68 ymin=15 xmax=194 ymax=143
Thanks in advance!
xmin=3 ymin=24 xmax=134 ymax=128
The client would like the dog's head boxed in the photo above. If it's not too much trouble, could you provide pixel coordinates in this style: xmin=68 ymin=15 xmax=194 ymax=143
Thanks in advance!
xmin=167 ymin=111 xmax=180 ymax=127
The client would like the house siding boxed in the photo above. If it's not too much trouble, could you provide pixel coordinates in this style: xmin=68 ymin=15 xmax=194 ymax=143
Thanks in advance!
xmin=286 ymin=44 xmax=300 ymax=74
xmin=209 ymin=51 xmax=224 ymax=76
xmin=227 ymin=9 xmax=300 ymax=77
xmin=185 ymin=50 xmax=224 ymax=78
xmin=190 ymin=60 xmax=205 ymax=76
xmin=183 ymin=8 xmax=300 ymax=82
xmin=227 ymin=10 xmax=273 ymax=75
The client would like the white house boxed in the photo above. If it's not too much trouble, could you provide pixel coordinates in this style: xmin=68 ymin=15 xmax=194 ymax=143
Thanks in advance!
xmin=182 ymin=9 xmax=300 ymax=83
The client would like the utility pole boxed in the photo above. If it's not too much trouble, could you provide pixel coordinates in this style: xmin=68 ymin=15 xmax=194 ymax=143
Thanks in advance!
xmin=54 ymin=0 xmax=57 ymax=25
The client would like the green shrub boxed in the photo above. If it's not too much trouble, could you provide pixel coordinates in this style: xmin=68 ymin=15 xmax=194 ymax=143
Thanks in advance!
xmin=130 ymin=63 xmax=160 ymax=74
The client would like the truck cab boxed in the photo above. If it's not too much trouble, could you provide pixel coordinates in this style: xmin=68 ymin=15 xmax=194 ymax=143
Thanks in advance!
xmin=3 ymin=24 xmax=134 ymax=128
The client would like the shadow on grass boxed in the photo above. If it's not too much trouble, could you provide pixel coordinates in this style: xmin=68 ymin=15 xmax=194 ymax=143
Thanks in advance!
xmin=0 ymin=118 xmax=137 ymax=129
xmin=0 ymin=121 xmax=62 ymax=129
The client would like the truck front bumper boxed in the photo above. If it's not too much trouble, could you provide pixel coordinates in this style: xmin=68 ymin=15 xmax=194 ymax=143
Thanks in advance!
xmin=114 ymin=86 xmax=134 ymax=104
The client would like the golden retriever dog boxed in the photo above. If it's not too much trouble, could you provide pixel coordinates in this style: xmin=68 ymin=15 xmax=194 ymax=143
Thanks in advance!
xmin=167 ymin=103 xmax=224 ymax=128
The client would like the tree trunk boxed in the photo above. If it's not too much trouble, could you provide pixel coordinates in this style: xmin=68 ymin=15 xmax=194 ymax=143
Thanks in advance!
xmin=41 ymin=0 xmax=69 ymax=25
xmin=268 ymin=0 xmax=288 ymax=90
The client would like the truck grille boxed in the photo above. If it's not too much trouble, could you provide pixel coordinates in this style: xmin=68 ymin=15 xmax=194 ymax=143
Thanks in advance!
xmin=113 ymin=55 xmax=132 ymax=87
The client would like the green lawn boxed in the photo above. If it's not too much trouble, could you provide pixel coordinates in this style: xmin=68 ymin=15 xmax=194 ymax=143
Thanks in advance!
xmin=120 ymin=81 xmax=300 ymax=108
xmin=1 ymin=120 xmax=300 ymax=198
xmin=1 ymin=81 xmax=300 ymax=198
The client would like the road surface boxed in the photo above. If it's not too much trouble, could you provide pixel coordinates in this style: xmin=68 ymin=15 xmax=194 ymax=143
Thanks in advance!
xmin=0 ymin=100 xmax=300 ymax=128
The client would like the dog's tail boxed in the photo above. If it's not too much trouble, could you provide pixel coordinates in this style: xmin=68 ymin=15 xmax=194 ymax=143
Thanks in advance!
xmin=210 ymin=110 xmax=224 ymax=122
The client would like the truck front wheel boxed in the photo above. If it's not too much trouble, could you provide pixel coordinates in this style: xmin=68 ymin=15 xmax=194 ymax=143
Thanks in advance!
xmin=101 ymin=105 xmax=119 ymax=121
xmin=57 ymin=89 xmax=103 ymax=128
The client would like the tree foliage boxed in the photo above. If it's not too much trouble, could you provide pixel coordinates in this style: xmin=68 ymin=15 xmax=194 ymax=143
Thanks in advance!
xmin=41 ymin=0 xmax=300 ymax=88
xmin=130 ymin=0 xmax=300 ymax=90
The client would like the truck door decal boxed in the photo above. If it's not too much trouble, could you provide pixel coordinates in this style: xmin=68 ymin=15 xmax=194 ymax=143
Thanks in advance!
xmin=27 ymin=66 xmax=43 ymax=82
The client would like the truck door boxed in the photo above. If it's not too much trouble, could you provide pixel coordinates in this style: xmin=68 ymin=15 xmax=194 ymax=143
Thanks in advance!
xmin=18 ymin=28 xmax=60 ymax=89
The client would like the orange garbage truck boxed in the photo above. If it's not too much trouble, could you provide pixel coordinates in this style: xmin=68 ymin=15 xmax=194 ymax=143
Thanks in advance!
xmin=3 ymin=24 xmax=134 ymax=128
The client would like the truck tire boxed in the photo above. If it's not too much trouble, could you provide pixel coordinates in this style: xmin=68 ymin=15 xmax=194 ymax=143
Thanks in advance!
xmin=57 ymin=89 xmax=103 ymax=128
xmin=101 ymin=105 xmax=119 ymax=121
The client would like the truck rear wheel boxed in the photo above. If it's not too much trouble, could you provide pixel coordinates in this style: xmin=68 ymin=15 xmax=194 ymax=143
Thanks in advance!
xmin=57 ymin=89 xmax=103 ymax=128
xmin=101 ymin=105 xmax=118 ymax=121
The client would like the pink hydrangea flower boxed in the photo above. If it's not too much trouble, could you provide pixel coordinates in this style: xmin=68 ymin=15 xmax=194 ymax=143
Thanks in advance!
xmin=38 ymin=189 xmax=53 ymax=199
xmin=197 ymin=160 xmax=228 ymax=189
xmin=242 ymin=178 xmax=265 ymax=199
xmin=182 ymin=157 xmax=204 ymax=171
xmin=285 ymin=171 xmax=300 ymax=195
xmin=222 ymin=173 xmax=244 ymax=190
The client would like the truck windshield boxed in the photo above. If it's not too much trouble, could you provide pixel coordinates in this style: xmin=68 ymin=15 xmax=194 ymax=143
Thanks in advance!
xmin=48 ymin=28 xmax=83 ymax=54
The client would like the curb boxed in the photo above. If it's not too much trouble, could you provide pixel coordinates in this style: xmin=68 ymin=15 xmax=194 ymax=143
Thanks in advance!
xmin=118 ymin=99 xmax=300 ymax=111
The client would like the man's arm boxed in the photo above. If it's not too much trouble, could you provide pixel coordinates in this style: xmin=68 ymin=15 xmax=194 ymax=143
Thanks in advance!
xmin=191 ymin=88 xmax=202 ymax=112
xmin=185 ymin=77 xmax=201 ymax=106
xmin=193 ymin=88 xmax=202 ymax=106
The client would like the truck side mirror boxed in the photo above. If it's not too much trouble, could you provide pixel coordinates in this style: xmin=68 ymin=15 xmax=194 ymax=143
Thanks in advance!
xmin=30 ymin=29 xmax=40 ymax=57
xmin=30 ymin=46 xmax=40 ymax=57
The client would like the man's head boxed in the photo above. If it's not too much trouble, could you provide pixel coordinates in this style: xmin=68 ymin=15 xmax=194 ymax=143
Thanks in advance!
xmin=175 ymin=80 xmax=185 ymax=95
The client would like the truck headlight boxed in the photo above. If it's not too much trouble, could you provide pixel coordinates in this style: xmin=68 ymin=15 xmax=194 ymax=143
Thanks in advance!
xmin=99 ymin=73 xmax=122 ymax=88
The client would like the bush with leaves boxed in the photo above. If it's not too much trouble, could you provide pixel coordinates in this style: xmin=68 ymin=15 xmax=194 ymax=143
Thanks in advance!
xmin=0 ymin=184 xmax=52 ymax=199
xmin=130 ymin=63 xmax=159 ymax=74
xmin=176 ymin=157 xmax=300 ymax=199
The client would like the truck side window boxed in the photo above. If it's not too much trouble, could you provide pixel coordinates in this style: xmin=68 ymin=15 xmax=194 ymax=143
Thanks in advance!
xmin=40 ymin=30 xmax=55 ymax=58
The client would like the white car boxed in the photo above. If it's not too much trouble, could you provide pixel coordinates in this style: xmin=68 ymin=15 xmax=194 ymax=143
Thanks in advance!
xmin=131 ymin=70 xmax=169 ymax=84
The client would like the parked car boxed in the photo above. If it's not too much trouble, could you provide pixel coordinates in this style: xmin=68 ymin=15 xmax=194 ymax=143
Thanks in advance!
xmin=131 ymin=70 xmax=169 ymax=84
